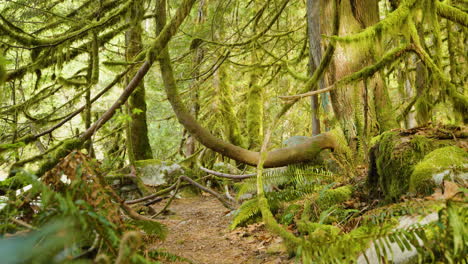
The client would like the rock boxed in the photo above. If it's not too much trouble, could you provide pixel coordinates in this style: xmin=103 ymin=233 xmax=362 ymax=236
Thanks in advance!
xmin=213 ymin=162 xmax=241 ymax=175
xmin=367 ymin=125 xmax=467 ymax=200
xmin=409 ymin=146 xmax=467 ymax=195
xmin=135 ymin=159 xmax=184 ymax=186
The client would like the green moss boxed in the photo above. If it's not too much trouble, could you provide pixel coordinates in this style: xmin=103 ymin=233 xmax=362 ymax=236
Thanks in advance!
xmin=374 ymin=131 xmax=447 ymax=201
xmin=297 ymin=222 xmax=341 ymax=238
xmin=0 ymin=173 xmax=35 ymax=194
xmin=410 ymin=146 xmax=467 ymax=195
xmin=135 ymin=159 xmax=164 ymax=167
xmin=279 ymin=204 xmax=302 ymax=225
xmin=316 ymin=185 xmax=353 ymax=211
xmin=331 ymin=0 xmax=416 ymax=44
xmin=0 ymin=141 xmax=26 ymax=152
xmin=35 ymin=138 xmax=83 ymax=177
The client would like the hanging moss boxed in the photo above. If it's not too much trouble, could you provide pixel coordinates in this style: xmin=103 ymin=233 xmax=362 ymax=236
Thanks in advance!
xmin=0 ymin=0 xmax=132 ymax=47
xmin=0 ymin=55 xmax=7 ymax=85
xmin=90 ymin=31 xmax=100 ymax=85
xmin=331 ymin=0 xmax=416 ymax=44
xmin=436 ymin=1 xmax=468 ymax=28
xmin=409 ymin=146 xmax=467 ymax=195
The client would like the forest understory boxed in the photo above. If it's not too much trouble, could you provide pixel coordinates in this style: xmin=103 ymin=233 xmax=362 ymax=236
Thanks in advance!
xmin=0 ymin=0 xmax=467 ymax=263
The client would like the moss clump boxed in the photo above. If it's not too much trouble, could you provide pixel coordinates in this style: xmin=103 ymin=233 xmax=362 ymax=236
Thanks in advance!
xmin=297 ymin=222 xmax=341 ymax=238
xmin=372 ymin=131 xmax=449 ymax=201
xmin=279 ymin=203 xmax=302 ymax=225
xmin=409 ymin=146 xmax=467 ymax=195
xmin=316 ymin=185 xmax=353 ymax=211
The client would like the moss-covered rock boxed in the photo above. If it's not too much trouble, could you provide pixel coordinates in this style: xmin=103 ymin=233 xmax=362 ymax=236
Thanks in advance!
xmin=409 ymin=146 xmax=467 ymax=195
xmin=135 ymin=159 xmax=184 ymax=186
xmin=316 ymin=185 xmax=353 ymax=211
xmin=367 ymin=126 xmax=465 ymax=201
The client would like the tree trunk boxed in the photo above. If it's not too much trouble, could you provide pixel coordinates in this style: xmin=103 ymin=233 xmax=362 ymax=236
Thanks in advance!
xmin=321 ymin=0 xmax=397 ymax=144
xmin=307 ymin=0 xmax=324 ymax=135
xmin=125 ymin=0 xmax=153 ymax=162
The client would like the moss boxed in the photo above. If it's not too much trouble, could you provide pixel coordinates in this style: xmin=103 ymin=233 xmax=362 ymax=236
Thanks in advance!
xmin=35 ymin=138 xmax=83 ymax=177
xmin=373 ymin=131 xmax=449 ymax=201
xmin=331 ymin=0 xmax=416 ymax=44
xmin=279 ymin=203 xmax=302 ymax=225
xmin=436 ymin=1 xmax=468 ymax=28
xmin=0 ymin=173 xmax=35 ymax=194
xmin=409 ymin=146 xmax=467 ymax=195
xmin=316 ymin=185 xmax=353 ymax=211
xmin=297 ymin=222 xmax=341 ymax=238
xmin=0 ymin=142 xmax=26 ymax=152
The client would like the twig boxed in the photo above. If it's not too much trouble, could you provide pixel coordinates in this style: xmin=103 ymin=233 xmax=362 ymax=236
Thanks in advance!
xmin=144 ymin=196 xmax=168 ymax=207
xmin=10 ymin=218 xmax=36 ymax=230
xmin=152 ymin=180 xmax=182 ymax=218
xmin=124 ymin=182 xmax=178 ymax=204
xmin=179 ymin=176 xmax=236 ymax=210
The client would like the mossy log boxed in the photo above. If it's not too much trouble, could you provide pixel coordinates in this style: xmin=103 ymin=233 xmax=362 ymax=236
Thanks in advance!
xmin=367 ymin=125 xmax=467 ymax=201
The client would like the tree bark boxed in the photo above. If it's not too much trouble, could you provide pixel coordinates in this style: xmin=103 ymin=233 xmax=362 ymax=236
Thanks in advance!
xmin=125 ymin=0 xmax=153 ymax=161
xmin=307 ymin=0 xmax=324 ymax=135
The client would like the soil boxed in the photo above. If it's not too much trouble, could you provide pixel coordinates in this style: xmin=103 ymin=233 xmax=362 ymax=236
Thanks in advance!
xmin=150 ymin=195 xmax=295 ymax=264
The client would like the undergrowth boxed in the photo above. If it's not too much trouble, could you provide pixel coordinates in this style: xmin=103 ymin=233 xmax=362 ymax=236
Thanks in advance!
xmin=231 ymin=160 xmax=467 ymax=263
xmin=0 ymin=151 xmax=188 ymax=264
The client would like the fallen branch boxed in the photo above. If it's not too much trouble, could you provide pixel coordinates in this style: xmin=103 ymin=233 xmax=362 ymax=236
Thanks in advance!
xmin=200 ymin=166 xmax=256 ymax=179
xmin=124 ymin=182 xmax=179 ymax=205
xmin=152 ymin=179 xmax=182 ymax=218
xmin=179 ymin=176 xmax=236 ymax=210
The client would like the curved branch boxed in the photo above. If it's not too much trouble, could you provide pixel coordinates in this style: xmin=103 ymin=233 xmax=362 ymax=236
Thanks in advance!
xmin=158 ymin=21 xmax=336 ymax=168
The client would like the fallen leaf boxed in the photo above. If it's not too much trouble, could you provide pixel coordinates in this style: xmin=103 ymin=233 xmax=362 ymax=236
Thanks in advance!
xmin=443 ymin=181 xmax=460 ymax=199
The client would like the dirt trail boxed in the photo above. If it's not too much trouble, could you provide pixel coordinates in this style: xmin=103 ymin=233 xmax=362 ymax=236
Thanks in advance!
xmin=151 ymin=195 xmax=294 ymax=264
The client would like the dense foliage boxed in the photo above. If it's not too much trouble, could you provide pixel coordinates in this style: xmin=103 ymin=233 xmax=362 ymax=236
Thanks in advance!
xmin=0 ymin=0 xmax=466 ymax=263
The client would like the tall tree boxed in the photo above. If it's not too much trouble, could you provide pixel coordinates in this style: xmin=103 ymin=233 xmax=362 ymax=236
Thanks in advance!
xmin=125 ymin=0 xmax=153 ymax=162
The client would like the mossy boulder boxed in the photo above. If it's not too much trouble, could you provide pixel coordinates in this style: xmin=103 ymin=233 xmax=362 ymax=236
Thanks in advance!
xmin=316 ymin=185 xmax=353 ymax=211
xmin=409 ymin=146 xmax=467 ymax=195
xmin=368 ymin=125 xmax=467 ymax=201
xmin=135 ymin=159 xmax=184 ymax=186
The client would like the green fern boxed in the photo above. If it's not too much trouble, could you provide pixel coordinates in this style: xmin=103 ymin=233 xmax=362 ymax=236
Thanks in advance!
xmin=231 ymin=165 xmax=334 ymax=229
xmin=235 ymin=164 xmax=334 ymax=198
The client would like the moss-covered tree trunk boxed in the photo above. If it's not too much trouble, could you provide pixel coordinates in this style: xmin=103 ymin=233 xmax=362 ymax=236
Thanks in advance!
xmin=125 ymin=0 xmax=153 ymax=162
xmin=321 ymin=0 xmax=397 ymax=144
xmin=217 ymin=63 xmax=245 ymax=148
xmin=246 ymin=4 xmax=264 ymax=150
xmin=184 ymin=0 xmax=206 ymax=157
xmin=307 ymin=0 xmax=324 ymax=135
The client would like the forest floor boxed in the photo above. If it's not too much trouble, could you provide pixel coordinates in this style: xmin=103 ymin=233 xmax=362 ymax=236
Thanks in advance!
xmin=151 ymin=195 xmax=295 ymax=264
